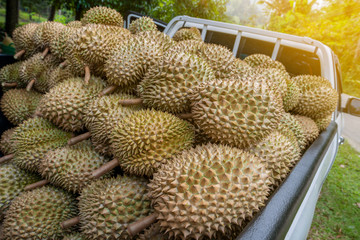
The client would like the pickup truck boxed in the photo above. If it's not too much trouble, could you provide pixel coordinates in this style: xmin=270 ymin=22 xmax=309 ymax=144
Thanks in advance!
xmin=128 ymin=13 xmax=358 ymax=240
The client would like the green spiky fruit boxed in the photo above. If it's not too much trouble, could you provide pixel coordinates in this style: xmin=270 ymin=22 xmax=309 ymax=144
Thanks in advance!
xmin=248 ymin=130 xmax=300 ymax=188
xmin=0 ymin=62 xmax=25 ymax=90
xmin=283 ymin=77 xmax=300 ymax=112
xmin=38 ymin=77 xmax=106 ymax=132
xmin=84 ymin=93 xmax=140 ymax=155
xmin=244 ymin=53 xmax=286 ymax=70
xmin=105 ymin=31 xmax=174 ymax=89
xmin=12 ymin=23 xmax=38 ymax=58
xmin=49 ymin=26 xmax=75 ymax=61
xmin=66 ymin=21 xmax=82 ymax=28
xmin=0 ymin=89 xmax=42 ymax=125
xmin=129 ymin=16 xmax=157 ymax=34
xmin=291 ymin=75 xmax=338 ymax=119
xmin=279 ymin=113 xmax=307 ymax=152
xmin=11 ymin=117 xmax=72 ymax=172
xmin=111 ymin=109 xmax=195 ymax=176
xmin=40 ymin=141 xmax=110 ymax=193
xmin=0 ymin=163 xmax=41 ymax=216
xmin=63 ymin=233 xmax=85 ymax=240
xmin=293 ymin=115 xmax=319 ymax=148
xmin=139 ymin=50 xmax=215 ymax=113
xmin=81 ymin=6 xmax=124 ymax=27
xmin=190 ymin=77 xmax=283 ymax=149
xmin=314 ymin=114 xmax=332 ymax=132
xmin=0 ymin=128 xmax=15 ymax=154
xmin=47 ymin=66 xmax=75 ymax=89
xmin=79 ymin=176 xmax=152 ymax=239
xmin=173 ymin=27 xmax=202 ymax=42
xmin=2 ymin=186 xmax=78 ymax=239
xmin=148 ymin=143 xmax=271 ymax=239
xmin=33 ymin=21 xmax=65 ymax=51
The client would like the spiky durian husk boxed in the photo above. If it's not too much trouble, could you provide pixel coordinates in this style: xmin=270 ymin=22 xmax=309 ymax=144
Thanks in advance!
xmin=81 ymin=6 xmax=124 ymax=27
xmin=47 ymin=66 xmax=75 ymax=89
xmin=190 ymin=76 xmax=283 ymax=149
xmin=66 ymin=21 xmax=82 ymax=28
xmin=139 ymin=50 xmax=215 ymax=113
xmin=0 ymin=163 xmax=41 ymax=216
xmin=171 ymin=39 xmax=204 ymax=54
xmin=283 ymin=77 xmax=300 ymax=112
xmin=129 ymin=16 xmax=157 ymax=34
xmin=11 ymin=117 xmax=72 ymax=172
xmin=111 ymin=109 xmax=195 ymax=177
xmin=244 ymin=53 xmax=286 ymax=70
xmin=40 ymin=141 xmax=110 ymax=193
xmin=148 ymin=143 xmax=271 ymax=240
xmin=314 ymin=114 xmax=332 ymax=132
xmin=38 ymin=77 xmax=106 ymax=132
xmin=79 ymin=176 xmax=152 ymax=239
xmin=72 ymin=24 xmax=131 ymax=66
xmin=291 ymin=75 xmax=338 ymax=119
xmin=0 ymin=89 xmax=42 ymax=125
xmin=49 ymin=26 xmax=75 ymax=60
xmin=2 ymin=186 xmax=78 ymax=239
xmin=137 ymin=224 xmax=166 ymax=240
xmin=173 ymin=27 xmax=202 ymax=42
xmin=33 ymin=21 xmax=65 ymax=51
xmin=12 ymin=23 xmax=38 ymax=58
xmin=279 ymin=113 xmax=307 ymax=152
xmin=249 ymin=130 xmax=301 ymax=188
xmin=0 ymin=62 xmax=26 ymax=90
xmin=63 ymin=233 xmax=85 ymax=240
xmin=84 ymin=93 xmax=139 ymax=156
xmin=0 ymin=128 xmax=15 ymax=154
xmin=293 ymin=115 xmax=320 ymax=148
xmin=105 ymin=31 xmax=174 ymax=88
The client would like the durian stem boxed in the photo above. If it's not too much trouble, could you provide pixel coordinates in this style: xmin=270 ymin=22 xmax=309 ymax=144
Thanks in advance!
xmin=24 ymin=179 xmax=50 ymax=191
xmin=119 ymin=98 xmax=143 ymax=106
xmin=68 ymin=132 xmax=92 ymax=146
xmin=61 ymin=216 xmax=80 ymax=229
xmin=92 ymin=159 xmax=119 ymax=179
xmin=0 ymin=153 xmax=14 ymax=164
xmin=41 ymin=47 xmax=49 ymax=59
xmin=59 ymin=60 xmax=68 ymax=69
xmin=1 ymin=82 xmax=17 ymax=87
xmin=14 ymin=49 xmax=25 ymax=59
xmin=127 ymin=213 xmax=158 ymax=237
xmin=26 ymin=79 xmax=35 ymax=91
xmin=177 ymin=113 xmax=194 ymax=119
xmin=99 ymin=85 xmax=117 ymax=97
xmin=84 ymin=65 xmax=90 ymax=85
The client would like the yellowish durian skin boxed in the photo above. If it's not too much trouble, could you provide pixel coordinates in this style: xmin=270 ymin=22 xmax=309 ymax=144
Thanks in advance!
xmin=279 ymin=112 xmax=307 ymax=152
xmin=79 ymin=176 xmax=152 ymax=239
xmin=173 ymin=27 xmax=202 ymax=42
xmin=244 ymin=53 xmax=286 ymax=71
xmin=66 ymin=21 xmax=83 ymax=28
xmin=0 ymin=62 xmax=26 ymax=90
xmin=2 ymin=186 xmax=78 ymax=240
xmin=148 ymin=143 xmax=271 ymax=240
xmin=129 ymin=16 xmax=157 ymax=34
xmin=314 ymin=114 xmax=332 ymax=132
xmin=111 ymin=109 xmax=195 ymax=177
xmin=81 ymin=6 xmax=124 ymax=27
xmin=0 ymin=128 xmax=15 ymax=155
xmin=294 ymin=115 xmax=320 ymax=148
xmin=283 ymin=77 xmax=301 ymax=112
xmin=12 ymin=23 xmax=38 ymax=58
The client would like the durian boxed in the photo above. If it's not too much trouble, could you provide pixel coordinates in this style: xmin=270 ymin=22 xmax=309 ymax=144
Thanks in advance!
xmin=67 ymin=21 xmax=83 ymax=28
xmin=283 ymin=77 xmax=300 ymax=112
xmin=0 ymin=128 xmax=15 ymax=155
xmin=173 ymin=27 xmax=202 ymax=42
xmin=279 ymin=112 xmax=307 ymax=152
xmin=63 ymin=233 xmax=86 ymax=240
xmin=293 ymin=115 xmax=320 ymax=148
xmin=12 ymin=23 xmax=38 ymax=59
xmin=81 ymin=6 xmax=124 ymax=27
xmin=314 ymin=114 xmax=332 ymax=132
xmin=129 ymin=16 xmax=157 ymax=34
xmin=0 ymin=62 xmax=25 ymax=90
xmin=33 ymin=21 xmax=65 ymax=55
xmin=244 ymin=53 xmax=286 ymax=70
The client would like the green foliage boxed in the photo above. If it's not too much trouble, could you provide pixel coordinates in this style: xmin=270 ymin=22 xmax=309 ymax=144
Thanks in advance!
xmin=308 ymin=141 xmax=360 ymax=239
xmin=261 ymin=0 xmax=360 ymax=98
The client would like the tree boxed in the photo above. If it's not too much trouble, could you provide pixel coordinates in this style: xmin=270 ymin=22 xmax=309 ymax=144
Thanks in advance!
xmin=5 ymin=0 xmax=19 ymax=35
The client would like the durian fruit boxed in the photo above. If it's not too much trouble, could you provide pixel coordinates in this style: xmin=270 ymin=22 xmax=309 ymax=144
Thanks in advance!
xmin=84 ymin=93 xmax=140 ymax=155
xmin=0 ymin=128 xmax=15 ymax=155
xmin=279 ymin=112 xmax=307 ymax=152
xmin=147 ymin=143 xmax=270 ymax=239
xmin=138 ymin=50 xmax=215 ymax=113
xmin=291 ymin=75 xmax=338 ymax=119
xmin=63 ymin=232 xmax=86 ymax=240
xmin=0 ymin=163 xmax=41 ymax=216
xmin=283 ymin=77 xmax=300 ymax=112
xmin=186 ymin=118 xmax=212 ymax=146
xmin=0 ymin=62 xmax=26 ymax=90
xmin=314 ymin=114 xmax=332 ymax=132
xmin=2 ymin=186 xmax=78 ymax=239
xmin=111 ymin=109 xmax=195 ymax=177
xmin=33 ymin=21 xmax=65 ymax=56
xmin=190 ymin=77 xmax=283 ymax=149
xmin=129 ymin=16 xmax=157 ymax=34
xmin=47 ymin=66 xmax=75 ymax=89
xmin=244 ymin=53 xmax=286 ymax=70
xmin=11 ymin=117 xmax=72 ymax=172
xmin=81 ymin=6 xmax=124 ymax=27
xmin=173 ymin=27 xmax=202 ymax=42
xmin=12 ymin=23 xmax=38 ymax=59
xmin=104 ymin=31 xmax=174 ymax=89
xmin=50 ymin=26 xmax=75 ymax=61
xmin=137 ymin=224 xmax=165 ymax=240
xmin=293 ymin=115 xmax=320 ymax=148
xmin=248 ymin=130 xmax=301 ymax=188
xmin=79 ymin=176 xmax=152 ymax=239
xmin=0 ymin=89 xmax=42 ymax=125
xmin=38 ymin=77 xmax=106 ymax=132
xmin=39 ymin=140 xmax=110 ymax=193
xmin=67 ymin=21 xmax=83 ymax=28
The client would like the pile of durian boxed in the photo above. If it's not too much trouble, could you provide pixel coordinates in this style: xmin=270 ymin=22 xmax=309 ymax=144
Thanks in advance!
xmin=0 ymin=6 xmax=338 ymax=240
